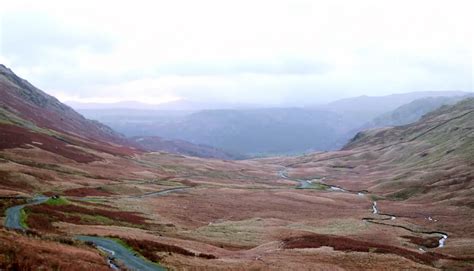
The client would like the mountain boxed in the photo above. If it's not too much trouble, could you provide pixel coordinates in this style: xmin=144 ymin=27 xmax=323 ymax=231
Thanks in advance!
xmin=131 ymin=136 xmax=244 ymax=160
xmin=363 ymin=95 xmax=474 ymax=129
xmin=0 ymin=65 xmax=131 ymax=146
xmin=0 ymin=65 xmax=142 ymax=162
xmin=128 ymin=108 xmax=345 ymax=156
xmin=316 ymin=91 xmax=469 ymax=121
xmin=0 ymin=65 xmax=238 ymax=160
xmin=289 ymin=97 xmax=474 ymax=203
xmin=76 ymin=91 xmax=471 ymax=157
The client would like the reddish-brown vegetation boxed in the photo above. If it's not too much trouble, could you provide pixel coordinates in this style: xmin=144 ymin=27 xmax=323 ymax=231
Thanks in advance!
xmin=25 ymin=203 xmax=149 ymax=231
xmin=282 ymin=234 xmax=451 ymax=266
xmin=0 ymin=170 xmax=33 ymax=191
xmin=0 ymin=197 xmax=27 ymax=213
xmin=63 ymin=187 xmax=114 ymax=197
xmin=402 ymin=235 xmax=440 ymax=249
xmin=0 ymin=124 xmax=101 ymax=163
xmin=0 ymin=229 xmax=109 ymax=271
xmin=115 ymin=237 xmax=217 ymax=263
xmin=0 ymin=68 xmax=140 ymax=155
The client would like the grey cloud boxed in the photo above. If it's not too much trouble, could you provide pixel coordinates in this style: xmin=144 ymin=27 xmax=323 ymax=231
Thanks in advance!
xmin=1 ymin=12 xmax=114 ymax=66
xmin=153 ymin=58 xmax=330 ymax=76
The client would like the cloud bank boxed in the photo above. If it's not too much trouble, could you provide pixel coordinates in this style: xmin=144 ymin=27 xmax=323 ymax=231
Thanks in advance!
xmin=1 ymin=0 xmax=472 ymax=106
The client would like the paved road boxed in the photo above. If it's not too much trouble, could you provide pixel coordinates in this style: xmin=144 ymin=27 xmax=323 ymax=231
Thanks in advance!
xmin=76 ymin=236 xmax=166 ymax=271
xmin=4 ymin=196 xmax=48 ymax=230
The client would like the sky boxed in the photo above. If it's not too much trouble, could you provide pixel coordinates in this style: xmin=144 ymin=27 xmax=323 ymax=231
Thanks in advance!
xmin=0 ymin=0 xmax=472 ymax=106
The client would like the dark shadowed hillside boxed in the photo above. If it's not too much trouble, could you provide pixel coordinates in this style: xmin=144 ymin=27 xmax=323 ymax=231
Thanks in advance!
xmin=131 ymin=136 xmax=244 ymax=160
xmin=136 ymin=108 xmax=344 ymax=156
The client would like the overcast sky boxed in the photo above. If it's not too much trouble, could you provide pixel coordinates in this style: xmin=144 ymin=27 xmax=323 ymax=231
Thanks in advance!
xmin=1 ymin=0 xmax=472 ymax=106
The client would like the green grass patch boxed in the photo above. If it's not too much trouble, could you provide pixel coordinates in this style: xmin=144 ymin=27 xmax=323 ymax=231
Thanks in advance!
xmin=77 ymin=214 xmax=115 ymax=224
xmin=369 ymin=194 xmax=385 ymax=201
xmin=111 ymin=238 xmax=135 ymax=252
xmin=110 ymin=237 xmax=164 ymax=266
xmin=19 ymin=208 xmax=28 ymax=229
xmin=308 ymin=183 xmax=331 ymax=190
xmin=387 ymin=187 xmax=424 ymax=201
xmin=45 ymin=197 xmax=70 ymax=206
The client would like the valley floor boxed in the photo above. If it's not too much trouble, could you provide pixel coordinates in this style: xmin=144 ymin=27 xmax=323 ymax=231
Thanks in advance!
xmin=1 ymin=146 xmax=473 ymax=270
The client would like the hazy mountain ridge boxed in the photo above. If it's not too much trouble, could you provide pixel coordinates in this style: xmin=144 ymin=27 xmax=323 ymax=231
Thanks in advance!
xmin=362 ymin=95 xmax=474 ymax=129
xmin=129 ymin=108 xmax=343 ymax=156
xmin=318 ymin=91 xmax=469 ymax=117
xmin=77 ymin=91 xmax=471 ymax=157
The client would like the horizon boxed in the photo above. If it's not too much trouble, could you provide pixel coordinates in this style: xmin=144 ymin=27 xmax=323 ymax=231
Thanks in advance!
xmin=62 ymin=90 xmax=472 ymax=110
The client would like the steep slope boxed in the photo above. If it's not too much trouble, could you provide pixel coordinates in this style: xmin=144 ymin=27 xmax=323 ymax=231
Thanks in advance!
xmin=0 ymin=64 xmax=128 ymax=145
xmin=131 ymin=136 xmax=245 ymax=160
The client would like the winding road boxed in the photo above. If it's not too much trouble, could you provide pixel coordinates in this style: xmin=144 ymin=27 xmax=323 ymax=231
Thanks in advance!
xmin=4 ymin=195 xmax=48 ymax=230
xmin=76 ymin=236 xmax=165 ymax=271
xmin=4 ymin=195 xmax=167 ymax=271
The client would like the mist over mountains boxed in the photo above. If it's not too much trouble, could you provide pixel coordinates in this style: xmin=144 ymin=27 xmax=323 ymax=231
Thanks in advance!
xmin=75 ymin=91 xmax=470 ymax=157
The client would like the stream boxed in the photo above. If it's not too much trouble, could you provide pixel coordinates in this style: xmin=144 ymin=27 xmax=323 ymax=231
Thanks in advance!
xmin=278 ymin=168 xmax=449 ymax=250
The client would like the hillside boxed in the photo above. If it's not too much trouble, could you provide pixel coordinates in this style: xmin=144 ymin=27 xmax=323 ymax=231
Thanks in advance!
xmin=0 ymin=65 xmax=142 ymax=162
xmin=131 ymin=136 xmax=244 ymax=160
xmin=318 ymin=91 xmax=469 ymax=119
xmin=362 ymin=95 xmax=473 ymax=129
xmin=0 ymin=65 xmax=129 ymax=146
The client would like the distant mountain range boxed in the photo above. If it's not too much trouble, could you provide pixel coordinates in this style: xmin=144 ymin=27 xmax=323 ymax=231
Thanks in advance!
xmin=77 ymin=91 xmax=471 ymax=157
xmin=316 ymin=91 xmax=469 ymax=119
xmin=361 ymin=94 xmax=474 ymax=130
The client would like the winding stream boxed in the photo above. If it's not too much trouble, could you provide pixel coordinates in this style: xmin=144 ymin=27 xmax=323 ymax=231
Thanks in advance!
xmin=278 ymin=168 xmax=449 ymax=250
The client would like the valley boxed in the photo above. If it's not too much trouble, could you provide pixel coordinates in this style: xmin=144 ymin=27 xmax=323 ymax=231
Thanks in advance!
xmin=0 ymin=65 xmax=473 ymax=270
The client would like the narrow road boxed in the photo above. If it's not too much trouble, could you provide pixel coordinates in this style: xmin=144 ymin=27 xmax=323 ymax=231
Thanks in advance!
xmin=4 ymin=196 xmax=166 ymax=270
xmin=4 ymin=196 xmax=48 ymax=230
xmin=76 ymin=236 xmax=166 ymax=271
xmin=133 ymin=187 xmax=189 ymax=198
